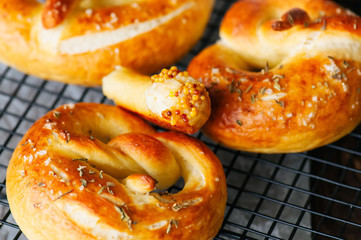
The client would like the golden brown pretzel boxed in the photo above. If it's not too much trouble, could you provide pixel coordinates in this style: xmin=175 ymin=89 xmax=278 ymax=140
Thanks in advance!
xmin=0 ymin=0 xmax=214 ymax=85
xmin=6 ymin=103 xmax=227 ymax=240
xmin=103 ymin=66 xmax=211 ymax=134
xmin=188 ymin=0 xmax=361 ymax=153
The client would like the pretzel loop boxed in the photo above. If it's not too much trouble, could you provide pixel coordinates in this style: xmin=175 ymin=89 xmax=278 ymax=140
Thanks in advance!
xmin=6 ymin=103 xmax=227 ymax=240
xmin=0 ymin=0 xmax=214 ymax=85
xmin=188 ymin=0 xmax=361 ymax=153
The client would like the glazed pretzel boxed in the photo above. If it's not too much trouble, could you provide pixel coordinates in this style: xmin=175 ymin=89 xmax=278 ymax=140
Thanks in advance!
xmin=0 ymin=0 xmax=214 ymax=85
xmin=6 ymin=103 xmax=227 ymax=240
xmin=188 ymin=0 xmax=361 ymax=153
xmin=103 ymin=66 xmax=211 ymax=134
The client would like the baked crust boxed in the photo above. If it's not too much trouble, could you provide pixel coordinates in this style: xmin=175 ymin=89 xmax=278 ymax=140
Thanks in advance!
xmin=0 ymin=0 xmax=214 ymax=85
xmin=6 ymin=103 xmax=227 ymax=240
xmin=188 ymin=0 xmax=361 ymax=153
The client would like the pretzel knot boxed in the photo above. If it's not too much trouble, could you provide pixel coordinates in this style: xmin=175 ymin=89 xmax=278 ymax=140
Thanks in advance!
xmin=6 ymin=103 xmax=227 ymax=240
xmin=0 ymin=0 xmax=213 ymax=85
xmin=188 ymin=0 xmax=361 ymax=153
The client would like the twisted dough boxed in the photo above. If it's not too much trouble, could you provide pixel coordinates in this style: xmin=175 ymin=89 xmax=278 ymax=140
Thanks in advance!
xmin=188 ymin=0 xmax=361 ymax=153
xmin=0 ymin=0 xmax=213 ymax=85
xmin=6 ymin=103 xmax=227 ymax=240
xmin=103 ymin=66 xmax=211 ymax=134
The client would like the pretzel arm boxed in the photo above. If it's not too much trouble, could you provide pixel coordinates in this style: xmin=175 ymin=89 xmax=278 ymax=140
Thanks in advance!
xmin=103 ymin=67 xmax=211 ymax=134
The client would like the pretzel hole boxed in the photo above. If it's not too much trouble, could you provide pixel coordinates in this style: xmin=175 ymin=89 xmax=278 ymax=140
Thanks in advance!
xmin=151 ymin=177 xmax=185 ymax=195
xmin=247 ymin=65 xmax=270 ymax=73
xmin=169 ymin=177 xmax=185 ymax=194
xmin=233 ymin=60 xmax=281 ymax=74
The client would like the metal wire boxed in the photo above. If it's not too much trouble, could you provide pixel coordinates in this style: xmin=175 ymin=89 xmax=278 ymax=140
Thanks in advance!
xmin=0 ymin=0 xmax=361 ymax=239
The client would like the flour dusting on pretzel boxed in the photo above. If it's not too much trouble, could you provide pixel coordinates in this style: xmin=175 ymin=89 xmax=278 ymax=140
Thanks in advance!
xmin=6 ymin=103 xmax=226 ymax=240
xmin=0 ymin=0 xmax=214 ymax=85
xmin=188 ymin=0 xmax=361 ymax=153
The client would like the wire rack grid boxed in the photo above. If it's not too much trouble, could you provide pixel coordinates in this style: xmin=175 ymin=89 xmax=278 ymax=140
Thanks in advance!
xmin=1 ymin=0 xmax=361 ymax=239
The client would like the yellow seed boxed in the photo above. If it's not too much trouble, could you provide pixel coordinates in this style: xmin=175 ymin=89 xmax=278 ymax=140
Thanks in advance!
xmin=191 ymin=107 xmax=197 ymax=112
xmin=182 ymin=104 xmax=188 ymax=109
xmin=171 ymin=118 xmax=177 ymax=126
xmin=151 ymin=67 xmax=192 ymax=85
xmin=183 ymin=87 xmax=189 ymax=95
xmin=190 ymin=111 xmax=196 ymax=117
xmin=200 ymin=83 xmax=205 ymax=87
xmin=192 ymin=95 xmax=199 ymax=101
xmin=180 ymin=72 xmax=188 ymax=77
xmin=200 ymin=96 xmax=206 ymax=100
xmin=169 ymin=91 xmax=175 ymax=97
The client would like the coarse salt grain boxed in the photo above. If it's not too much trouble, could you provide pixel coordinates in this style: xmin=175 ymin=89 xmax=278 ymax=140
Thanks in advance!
xmin=85 ymin=8 xmax=93 ymax=17
xmin=44 ymin=122 xmax=57 ymax=130
xmin=38 ymin=150 xmax=47 ymax=156
xmin=45 ymin=158 xmax=51 ymax=166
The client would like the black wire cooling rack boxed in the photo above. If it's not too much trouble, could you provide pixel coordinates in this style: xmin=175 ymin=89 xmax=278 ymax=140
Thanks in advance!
xmin=1 ymin=1 xmax=361 ymax=239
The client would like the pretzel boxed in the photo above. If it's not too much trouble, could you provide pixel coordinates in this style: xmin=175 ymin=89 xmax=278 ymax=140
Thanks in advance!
xmin=0 ymin=0 xmax=214 ymax=86
xmin=6 ymin=103 xmax=227 ymax=240
xmin=103 ymin=66 xmax=211 ymax=134
xmin=188 ymin=0 xmax=361 ymax=153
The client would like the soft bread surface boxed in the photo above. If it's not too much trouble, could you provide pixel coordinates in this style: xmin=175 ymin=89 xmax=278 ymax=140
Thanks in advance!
xmin=0 ymin=0 xmax=214 ymax=85
xmin=103 ymin=67 xmax=211 ymax=134
xmin=6 ymin=103 xmax=227 ymax=240
xmin=188 ymin=0 xmax=361 ymax=153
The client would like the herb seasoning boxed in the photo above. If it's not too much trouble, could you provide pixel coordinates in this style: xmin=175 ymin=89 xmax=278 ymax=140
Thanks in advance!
xmin=53 ymin=111 xmax=60 ymax=118
xmin=245 ymin=84 xmax=253 ymax=93
xmin=265 ymin=61 xmax=269 ymax=73
xmin=275 ymin=100 xmax=284 ymax=108
xmin=72 ymin=158 xmax=88 ymax=162
xmin=287 ymin=14 xmax=294 ymax=26
xmin=80 ymin=179 xmax=87 ymax=187
xmin=166 ymin=219 xmax=178 ymax=234
xmin=54 ymin=189 xmax=73 ymax=201
xmin=251 ymin=94 xmax=256 ymax=104
xmin=114 ymin=205 xmax=133 ymax=230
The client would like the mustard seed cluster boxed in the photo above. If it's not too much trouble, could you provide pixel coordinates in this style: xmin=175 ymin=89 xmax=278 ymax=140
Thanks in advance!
xmin=151 ymin=66 xmax=189 ymax=82
xmin=151 ymin=66 xmax=208 ymax=126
